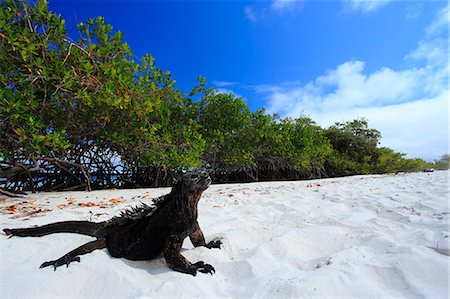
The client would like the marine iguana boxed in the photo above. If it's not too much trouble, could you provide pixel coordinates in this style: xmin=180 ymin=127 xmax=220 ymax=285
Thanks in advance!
xmin=3 ymin=170 xmax=221 ymax=276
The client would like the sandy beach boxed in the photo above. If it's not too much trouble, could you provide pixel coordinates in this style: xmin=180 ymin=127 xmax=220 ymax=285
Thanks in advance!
xmin=1 ymin=170 xmax=448 ymax=298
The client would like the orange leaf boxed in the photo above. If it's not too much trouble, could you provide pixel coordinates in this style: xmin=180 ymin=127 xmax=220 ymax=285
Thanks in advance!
xmin=78 ymin=202 xmax=99 ymax=207
xmin=4 ymin=205 xmax=17 ymax=212
xmin=4 ymin=205 xmax=19 ymax=214
xmin=108 ymin=198 xmax=124 ymax=203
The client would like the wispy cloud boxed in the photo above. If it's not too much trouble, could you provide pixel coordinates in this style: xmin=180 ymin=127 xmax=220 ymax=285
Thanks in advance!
xmin=244 ymin=0 xmax=303 ymax=22
xmin=258 ymin=5 xmax=449 ymax=160
xmin=244 ymin=6 xmax=258 ymax=23
xmin=342 ymin=0 xmax=393 ymax=13
xmin=271 ymin=0 xmax=299 ymax=12
xmin=215 ymin=88 xmax=243 ymax=98
xmin=426 ymin=3 xmax=449 ymax=36
xmin=213 ymin=80 xmax=239 ymax=88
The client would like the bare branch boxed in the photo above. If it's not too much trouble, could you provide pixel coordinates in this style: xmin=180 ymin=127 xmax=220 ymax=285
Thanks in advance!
xmin=0 ymin=188 xmax=25 ymax=198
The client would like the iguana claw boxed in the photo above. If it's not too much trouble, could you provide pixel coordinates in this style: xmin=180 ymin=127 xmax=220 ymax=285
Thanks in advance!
xmin=40 ymin=256 xmax=80 ymax=270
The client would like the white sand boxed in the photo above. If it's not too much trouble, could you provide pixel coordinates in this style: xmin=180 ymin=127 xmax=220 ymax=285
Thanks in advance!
xmin=1 ymin=171 xmax=448 ymax=298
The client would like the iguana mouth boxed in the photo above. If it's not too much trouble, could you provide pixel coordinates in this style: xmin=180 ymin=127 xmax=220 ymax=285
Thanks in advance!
xmin=185 ymin=170 xmax=211 ymax=189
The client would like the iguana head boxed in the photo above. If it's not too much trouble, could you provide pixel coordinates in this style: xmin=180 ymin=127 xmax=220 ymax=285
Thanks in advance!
xmin=180 ymin=170 xmax=211 ymax=193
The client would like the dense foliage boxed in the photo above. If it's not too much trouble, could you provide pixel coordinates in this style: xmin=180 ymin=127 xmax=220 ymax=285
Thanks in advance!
xmin=433 ymin=154 xmax=450 ymax=170
xmin=1 ymin=0 xmax=446 ymax=192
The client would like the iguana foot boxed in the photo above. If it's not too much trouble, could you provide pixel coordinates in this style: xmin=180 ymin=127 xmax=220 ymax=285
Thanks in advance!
xmin=187 ymin=261 xmax=216 ymax=276
xmin=40 ymin=256 xmax=81 ymax=270
xmin=206 ymin=239 xmax=222 ymax=249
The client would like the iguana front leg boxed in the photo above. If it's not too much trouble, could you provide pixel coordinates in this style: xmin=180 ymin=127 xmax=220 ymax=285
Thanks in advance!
xmin=164 ymin=234 xmax=215 ymax=276
xmin=189 ymin=220 xmax=222 ymax=249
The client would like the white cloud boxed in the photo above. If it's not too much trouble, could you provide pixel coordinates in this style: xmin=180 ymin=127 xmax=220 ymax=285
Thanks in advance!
xmin=343 ymin=0 xmax=393 ymax=13
xmin=260 ymin=5 xmax=449 ymax=160
xmin=213 ymin=80 xmax=239 ymax=88
xmin=265 ymin=60 xmax=428 ymax=116
xmin=426 ymin=3 xmax=449 ymax=36
xmin=271 ymin=0 xmax=298 ymax=12
xmin=215 ymin=88 xmax=244 ymax=100
xmin=308 ymin=91 xmax=448 ymax=160
xmin=244 ymin=0 xmax=303 ymax=22
xmin=244 ymin=6 xmax=258 ymax=23
xmin=354 ymin=92 xmax=448 ymax=160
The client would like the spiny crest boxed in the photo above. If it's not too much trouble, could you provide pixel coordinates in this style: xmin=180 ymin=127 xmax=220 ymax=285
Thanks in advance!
xmin=113 ymin=194 xmax=168 ymax=224
xmin=119 ymin=203 xmax=154 ymax=220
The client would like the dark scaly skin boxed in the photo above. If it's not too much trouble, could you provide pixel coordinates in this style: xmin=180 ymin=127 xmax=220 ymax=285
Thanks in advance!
xmin=3 ymin=170 xmax=221 ymax=276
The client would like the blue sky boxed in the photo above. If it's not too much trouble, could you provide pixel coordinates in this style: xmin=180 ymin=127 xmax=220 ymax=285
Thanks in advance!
xmin=48 ymin=0 xmax=449 ymax=161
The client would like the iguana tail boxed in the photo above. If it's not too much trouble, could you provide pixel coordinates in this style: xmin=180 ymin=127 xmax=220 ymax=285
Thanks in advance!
xmin=3 ymin=221 xmax=106 ymax=238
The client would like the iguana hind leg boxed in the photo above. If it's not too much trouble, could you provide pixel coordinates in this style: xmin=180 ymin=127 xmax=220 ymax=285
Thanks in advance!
xmin=40 ymin=238 xmax=106 ymax=271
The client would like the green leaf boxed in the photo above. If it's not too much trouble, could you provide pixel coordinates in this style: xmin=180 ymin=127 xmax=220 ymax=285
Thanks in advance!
xmin=37 ymin=0 xmax=48 ymax=13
